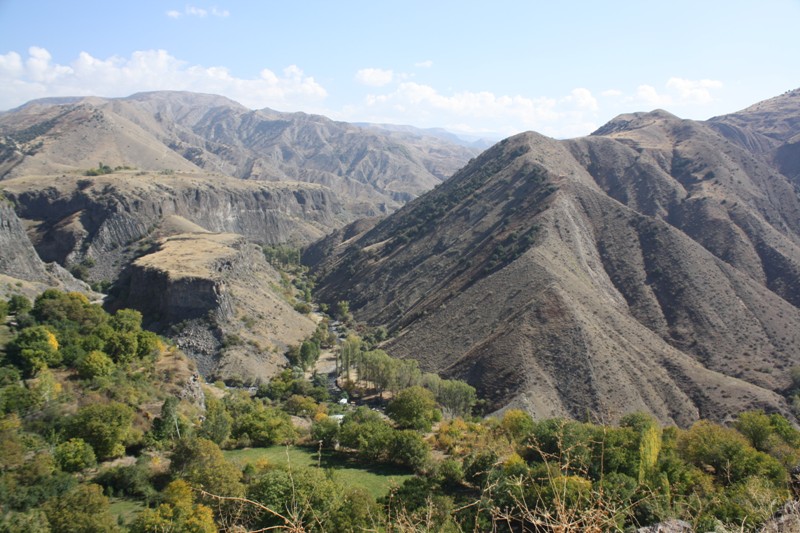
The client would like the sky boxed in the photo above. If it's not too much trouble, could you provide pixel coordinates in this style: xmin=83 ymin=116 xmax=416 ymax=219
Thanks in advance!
xmin=0 ymin=1 xmax=798 ymax=140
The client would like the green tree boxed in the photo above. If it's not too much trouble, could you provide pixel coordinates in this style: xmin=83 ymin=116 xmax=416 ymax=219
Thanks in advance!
xmin=734 ymin=410 xmax=773 ymax=451
xmin=339 ymin=408 xmax=395 ymax=462
xmin=0 ymin=509 xmax=52 ymax=532
xmin=436 ymin=379 xmax=477 ymax=419
xmin=67 ymin=402 xmax=134 ymax=460
xmin=335 ymin=300 xmax=352 ymax=323
xmin=77 ymin=350 xmax=115 ymax=379
xmin=678 ymin=420 xmax=785 ymax=485
xmin=42 ymin=483 xmax=118 ymax=533
xmin=110 ymin=308 xmax=143 ymax=333
xmin=311 ymin=416 xmax=341 ymax=449
xmin=54 ymin=438 xmax=97 ymax=472
xmin=338 ymin=335 xmax=361 ymax=379
xmin=329 ymin=487 xmax=382 ymax=532
xmin=299 ymin=340 xmax=321 ymax=370
xmin=247 ymin=466 xmax=340 ymax=531
xmin=386 ymin=386 xmax=441 ymax=432
xmin=8 ymin=294 xmax=32 ymax=315
xmin=285 ymin=394 xmax=318 ymax=417
xmin=105 ymin=331 xmax=139 ymax=364
xmin=199 ymin=395 xmax=232 ymax=445
xmin=170 ymin=438 xmax=244 ymax=497
xmin=500 ymin=409 xmax=535 ymax=442
xmin=390 ymin=429 xmax=430 ymax=471
xmin=129 ymin=479 xmax=216 ymax=533
xmin=32 ymin=290 xmax=106 ymax=332
xmin=232 ymin=405 xmax=296 ymax=446
xmin=151 ymin=396 xmax=188 ymax=442
xmin=638 ymin=423 xmax=662 ymax=484
xmin=6 ymin=325 xmax=60 ymax=376
xmin=0 ymin=414 xmax=25 ymax=470
xmin=136 ymin=330 xmax=161 ymax=358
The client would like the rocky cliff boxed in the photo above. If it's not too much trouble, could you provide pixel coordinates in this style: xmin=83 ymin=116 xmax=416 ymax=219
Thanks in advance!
xmin=112 ymin=232 xmax=316 ymax=382
xmin=1 ymin=172 xmax=346 ymax=283
xmin=0 ymin=199 xmax=94 ymax=299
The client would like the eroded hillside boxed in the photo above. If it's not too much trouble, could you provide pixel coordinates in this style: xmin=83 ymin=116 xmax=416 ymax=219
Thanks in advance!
xmin=0 ymin=91 xmax=479 ymax=217
xmin=311 ymin=90 xmax=800 ymax=425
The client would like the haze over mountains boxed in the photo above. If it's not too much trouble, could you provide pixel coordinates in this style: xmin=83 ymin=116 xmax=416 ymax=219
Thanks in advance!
xmin=3 ymin=88 xmax=800 ymax=424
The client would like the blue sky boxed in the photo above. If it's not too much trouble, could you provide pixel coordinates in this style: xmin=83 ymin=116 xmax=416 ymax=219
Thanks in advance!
xmin=1 ymin=1 xmax=798 ymax=139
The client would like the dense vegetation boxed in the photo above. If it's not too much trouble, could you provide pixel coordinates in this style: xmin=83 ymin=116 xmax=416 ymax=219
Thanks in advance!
xmin=1 ymin=289 xmax=799 ymax=531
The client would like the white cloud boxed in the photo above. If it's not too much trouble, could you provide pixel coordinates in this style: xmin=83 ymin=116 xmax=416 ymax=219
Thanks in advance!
xmin=0 ymin=51 xmax=24 ymax=78
xmin=0 ymin=47 xmax=326 ymax=111
xmin=562 ymin=88 xmax=598 ymax=111
xmin=414 ymin=60 xmax=433 ymax=68
xmin=355 ymin=68 xmax=394 ymax=87
xmin=167 ymin=5 xmax=230 ymax=18
xmin=626 ymin=78 xmax=723 ymax=108
xmin=666 ymin=77 xmax=722 ymax=104
xmin=186 ymin=6 xmax=208 ymax=17
xmin=635 ymin=84 xmax=672 ymax=107
xmin=359 ymin=82 xmax=599 ymax=138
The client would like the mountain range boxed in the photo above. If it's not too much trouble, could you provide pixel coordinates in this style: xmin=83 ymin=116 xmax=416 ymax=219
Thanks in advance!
xmin=3 ymin=88 xmax=800 ymax=424
xmin=309 ymin=89 xmax=800 ymax=425
xmin=0 ymin=91 xmax=477 ymax=381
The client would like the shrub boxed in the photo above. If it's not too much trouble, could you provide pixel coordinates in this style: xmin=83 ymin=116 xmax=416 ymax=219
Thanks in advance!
xmin=78 ymin=350 xmax=115 ymax=379
xmin=54 ymin=438 xmax=97 ymax=472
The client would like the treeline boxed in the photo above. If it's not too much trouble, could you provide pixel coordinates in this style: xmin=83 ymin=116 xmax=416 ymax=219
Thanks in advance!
xmin=2 ymin=290 xmax=800 ymax=531
xmin=338 ymin=334 xmax=478 ymax=418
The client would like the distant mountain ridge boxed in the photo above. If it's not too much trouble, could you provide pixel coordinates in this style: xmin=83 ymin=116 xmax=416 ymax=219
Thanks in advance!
xmin=310 ymin=88 xmax=800 ymax=425
xmin=0 ymin=91 xmax=480 ymax=217
xmin=354 ymin=122 xmax=497 ymax=150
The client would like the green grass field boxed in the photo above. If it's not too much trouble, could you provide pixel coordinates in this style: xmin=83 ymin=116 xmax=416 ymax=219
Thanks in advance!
xmin=109 ymin=498 xmax=145 ymax=525
xmin=224 ymin=446 xmax=413 ymax=498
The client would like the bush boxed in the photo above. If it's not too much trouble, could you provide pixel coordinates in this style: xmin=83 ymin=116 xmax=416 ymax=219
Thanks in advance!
xmin=66 ymin=402 xmax=134 ymax=461
xmin=95 ymin=461 xmax=157 ymax=500
xmin=6 ymin=326 xmax=60 ymax=376
xmin=8 ymin=295 xmax=31 ymax=314
xmin=386 ymin=386 xmax=440 ymax=432
xmin=77 ymin=350 xmax=115 ymax=379
xmin=54 ymin=438 xmax=97 ymax=473
xmin=391 ymin=430 xmax=430 ymax=471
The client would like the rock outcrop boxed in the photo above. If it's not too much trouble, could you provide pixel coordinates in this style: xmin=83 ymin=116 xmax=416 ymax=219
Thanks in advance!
xmin=111 ymin=232 xmax=316 ymax=382
xmin=0 ymin=201 xmax=50 ymax=282
xmin=1 ymin=172 xmax=346 ymax=282
xmin=0 ymin=200 xmax=94 ymax=298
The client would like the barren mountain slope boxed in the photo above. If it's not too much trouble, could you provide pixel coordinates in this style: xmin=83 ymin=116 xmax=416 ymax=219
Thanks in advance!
xmin=0 ymin=91 xmax=479 ymax=217
xmin=708 ymin=88 xmax=800 ymax=190
xmin=311 ymin=93 xmax=800 ymax=424
xmin=572 ymin=111 xmax=800 ymax=308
